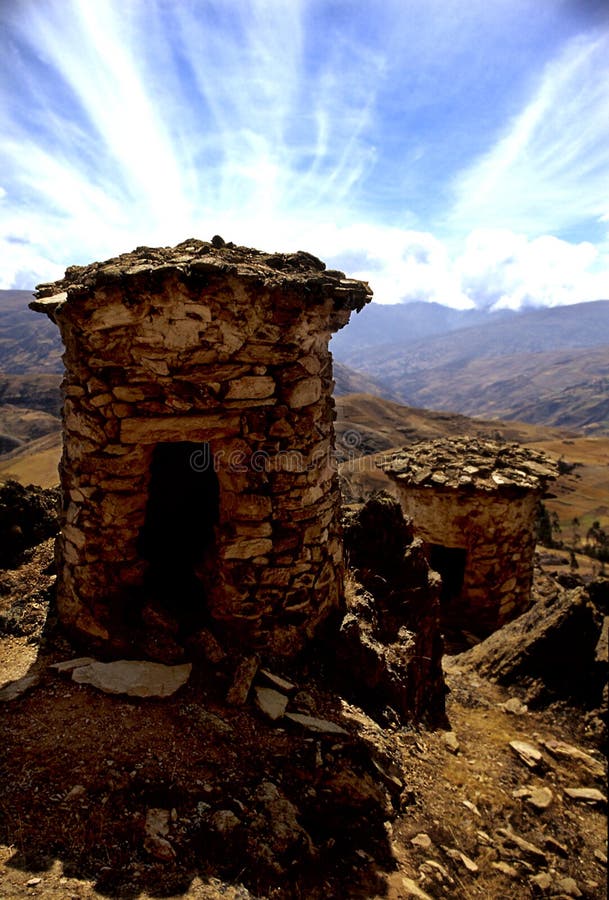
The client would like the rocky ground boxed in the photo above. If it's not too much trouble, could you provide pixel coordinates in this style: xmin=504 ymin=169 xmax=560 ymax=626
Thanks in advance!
xmin=1 ymin=533 xmax=607 ymax=899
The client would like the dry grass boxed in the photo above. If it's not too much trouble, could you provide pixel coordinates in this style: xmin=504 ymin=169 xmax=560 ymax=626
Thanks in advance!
xmin=527 ymin=436 xmax=609 ymax=531
xmin=0 ymin=432 xmax=61 ymax=488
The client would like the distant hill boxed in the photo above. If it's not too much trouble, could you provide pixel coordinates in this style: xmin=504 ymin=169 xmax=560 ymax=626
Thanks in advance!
xmin=332 ymin=300 xmax=609 ymax=435
xmin=0 ymin=290 xmax=63 ymax=374
xmin=0 ymin=429 xmax=62 ymax=486
xmin=334 ymin=392 xmax=571 ymax=460
xmin=0 ymin=374 xmax=62 ymax=417
xmin=331 ymin=300 xmax=512 ymax=357
xmin=334 ymin=300 xmax=609 ymax=367
xmin=0 ymin=289 xmax=63 ymax=457
xmin=372 ymin=344 xmax=609 ymax=433
xmin=333 ymin=362 xmax=398 ymax=399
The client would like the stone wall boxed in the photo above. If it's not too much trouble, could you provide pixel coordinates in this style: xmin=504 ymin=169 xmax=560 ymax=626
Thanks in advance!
xmin=32 ymin=239 xmax=371 ymax=658
xmin=379 ymin=438 xmax=559 ymax=640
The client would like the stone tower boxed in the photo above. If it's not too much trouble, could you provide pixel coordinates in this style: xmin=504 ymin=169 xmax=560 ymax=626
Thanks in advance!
xmin=32 ymin=238 xmax=372 ymax=658
xmin=379 ymin=437 xmax=558 ymax=642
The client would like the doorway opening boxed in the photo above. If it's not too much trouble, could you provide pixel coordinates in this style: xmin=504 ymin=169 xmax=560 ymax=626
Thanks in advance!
xmin=138 ymin=441 xmax=219 ymax=632
xmin=429 ymin=544 xmax=467 ymax=612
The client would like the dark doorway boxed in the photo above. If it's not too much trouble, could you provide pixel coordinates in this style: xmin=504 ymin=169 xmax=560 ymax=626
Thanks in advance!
xmin=138 ymin=441 xmax=219 ymax=630
xmin=429 ymin=544 xmax=467 ymax=611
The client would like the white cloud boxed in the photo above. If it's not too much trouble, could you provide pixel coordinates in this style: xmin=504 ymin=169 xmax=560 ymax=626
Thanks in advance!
xmin=3 ymin=209 xmax=607 ymax=312
xmin=456 ymin=229 xmax=609 ymax=309
xmin=300 ymin=223 xmax=473 ymax=308
xmin=296 ymin=224 xmax=609 ymax=309
xmin=0 ymin=0 xmax=384 ymax=284
xmin=0 ymin=237 xmax=63 ymax=291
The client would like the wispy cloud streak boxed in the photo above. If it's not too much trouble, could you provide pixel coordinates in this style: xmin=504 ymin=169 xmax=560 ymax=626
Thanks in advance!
xmin=450 ymin=33 xmax=609 ymax=236
xmin=0 ymin=0 xmax=382 ymax=284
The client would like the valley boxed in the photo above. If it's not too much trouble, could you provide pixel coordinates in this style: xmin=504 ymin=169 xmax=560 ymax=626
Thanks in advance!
xmin=332 ymin=299 xmax=609 ymax=435
xmin=2 ymin=392 xmax=608 ymax=542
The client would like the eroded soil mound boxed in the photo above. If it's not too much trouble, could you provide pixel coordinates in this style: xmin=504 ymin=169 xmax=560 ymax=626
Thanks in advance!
xmin=337 ymin=492 xmax=446 ymax=726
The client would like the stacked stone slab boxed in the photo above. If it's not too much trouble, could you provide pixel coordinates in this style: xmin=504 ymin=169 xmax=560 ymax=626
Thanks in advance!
xmin=379 ymin=437 xmax=559 ymax=637
xmin=32 ymin=238 xmax=372 ymax=657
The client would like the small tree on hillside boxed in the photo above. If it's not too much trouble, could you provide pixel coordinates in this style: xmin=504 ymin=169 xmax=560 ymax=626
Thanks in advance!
xmin=586 ymin=520 xmax=609 ymax=562
xmin=536 ymin=502 xmax=562 ymax=548
xmin=571 ymin=517 xmax=581 ymax=551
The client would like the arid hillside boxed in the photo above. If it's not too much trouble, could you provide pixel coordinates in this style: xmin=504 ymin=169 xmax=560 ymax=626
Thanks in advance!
xmin=0 ymin=290 xmax=62 ymax=374
xmin=332 ymin=300 xmax=609 ymax=435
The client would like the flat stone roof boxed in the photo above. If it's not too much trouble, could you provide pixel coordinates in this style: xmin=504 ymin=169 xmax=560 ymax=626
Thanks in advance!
xmin=32 ymin=237 xmax=372 ymax=316
xmin=378 ymin=437 xmax=559 ymax=494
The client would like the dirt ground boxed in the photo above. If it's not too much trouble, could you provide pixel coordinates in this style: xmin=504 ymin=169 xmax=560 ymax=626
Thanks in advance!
xmin=0 ymin=546 xmax=607 ymax=899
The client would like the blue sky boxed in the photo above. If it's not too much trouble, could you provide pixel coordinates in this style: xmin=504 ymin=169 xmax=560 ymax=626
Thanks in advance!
xmin=1 ymin=0 xmax=608 ymax=308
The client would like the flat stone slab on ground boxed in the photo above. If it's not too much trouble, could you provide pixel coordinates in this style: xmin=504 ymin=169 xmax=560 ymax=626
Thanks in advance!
xmin=410 ymin=833 xmax=433 ymax=850
xmin=540 ymin=739 xmax=605 ymax=777
xmin=509 ymin=740 xmax=543 ymax=768
xmin=259 ymin=669 xmax=296 ymax=694
xmin=500 ymin=697 xmax=528 ymax=715
xmin=0 ymin=674 xmax=40 ymax=702
xmin=255 ymin=687 xmax=288 ymax=720
xmin=497 ymin=826 xmax=547 ymax=861
xmin=144 ymin=808 xmax=175 ymax=860
xmin=443 ymin=846 xmax=479 ymax=872
xmin=285 ymin=712 xmax=349 ymax=735
xmin=400 ymin=876 xmax=434 ymax=899
xmin=50 ymin=657 xmax=97 ymax=673
xmin=442 ymin=731 xmax=460 ymax=753
xmin=564 ymin=787 xmax=606 ymax=804
xmin=513 ymin=785 xmax=553 ymax=810
xmin=226 ymin=656 xmax=259 ymax=706
xmin=71 ymin=660 xmax=192 ymax=697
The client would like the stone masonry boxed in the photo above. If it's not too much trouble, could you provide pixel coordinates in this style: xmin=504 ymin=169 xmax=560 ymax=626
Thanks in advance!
xmin=32 ymin=238 xmax=372 ymax=658
xmin=379 ymin=438 xmax=559 ymax=640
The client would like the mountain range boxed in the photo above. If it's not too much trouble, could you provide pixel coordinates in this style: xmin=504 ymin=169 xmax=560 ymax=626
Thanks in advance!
xmin=331 ymin=299 xmax=609 ymax=434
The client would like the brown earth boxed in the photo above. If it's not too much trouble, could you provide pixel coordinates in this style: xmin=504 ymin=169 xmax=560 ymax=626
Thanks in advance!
xmin=1 ymin=544 xmax=606 ymax=900
xmin=0 ymin=432 xmax=62 ymax=489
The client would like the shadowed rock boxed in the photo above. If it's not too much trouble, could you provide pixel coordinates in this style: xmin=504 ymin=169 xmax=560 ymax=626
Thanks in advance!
xmin=337 ymin=492 xmax=446 ymax=726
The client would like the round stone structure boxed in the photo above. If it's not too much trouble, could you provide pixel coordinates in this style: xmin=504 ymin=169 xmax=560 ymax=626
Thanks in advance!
xmin=378 ymin=437 xmax=559 ymax=640
xmin=32 ymin=238 xmax=372 ymax=658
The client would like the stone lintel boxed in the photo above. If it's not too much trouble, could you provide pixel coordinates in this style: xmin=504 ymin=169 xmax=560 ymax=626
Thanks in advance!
xmin=120 ymin=414 xmax=241 ymax=443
